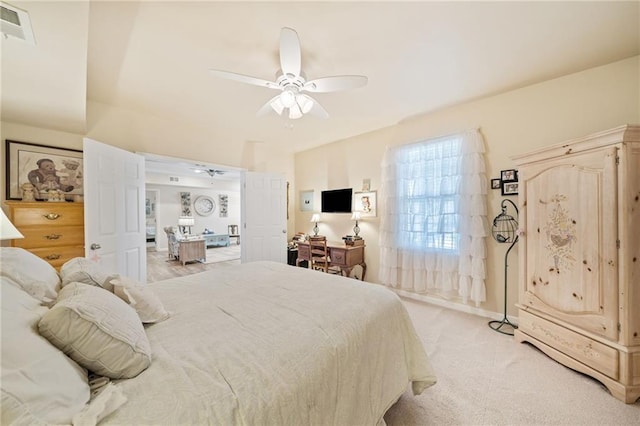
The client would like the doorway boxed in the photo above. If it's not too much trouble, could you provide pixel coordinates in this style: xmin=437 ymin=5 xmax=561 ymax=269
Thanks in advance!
xmin=145 ymin=189 xmax=159 ymax=249
xmin=141 ymin=152 xmax=243 ymax=275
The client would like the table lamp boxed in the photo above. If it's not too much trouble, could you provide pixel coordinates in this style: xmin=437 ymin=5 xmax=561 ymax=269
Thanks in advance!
xmin=351 ymin=211 xmax=362 ymax=238
xmin=310 ymin=213 xmax=320 ymax=236
xmin=0 ymin=209 xmax=24 ymax=240
xmin=178 ymin=216 xmax=195 ymax=235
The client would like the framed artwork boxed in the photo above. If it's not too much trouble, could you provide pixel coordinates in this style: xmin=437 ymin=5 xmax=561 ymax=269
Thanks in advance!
xmin=180 ymin=192 xmax=191 ymax=215
xmin=500 ymin=169 xmax=518 ymax=182
xmin=502 ymin=181 xmax=519 ymax=196
xmin=354 ymin=191 xmax=377 ymax=217
xmin=5 ymin=140 xmax=84 ymax=200
xmin=219 ymin=194 xmax=228 ymax=217
xmin=300 ymin=190 xmax=314 ymax=211
xmin=491 ymin=178 xmax=501 ymax=190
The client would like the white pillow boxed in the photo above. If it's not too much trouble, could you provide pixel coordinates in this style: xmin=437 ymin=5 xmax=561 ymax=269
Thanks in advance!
xmin=1 ymin=277 xmax=90 ymax=425
xmin=60 ymin=257 xmax=118 ymax=292
xmin=0 ymin=247 xmax=60 ymax=304
xmin=111 ymin=275 xmax=171 ymax=323
xmin=39 ymin=282 xmax=152 ymax=379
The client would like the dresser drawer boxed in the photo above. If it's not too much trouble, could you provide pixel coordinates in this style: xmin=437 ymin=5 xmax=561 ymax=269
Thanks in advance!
xmin=13 ymin=225 xmax=84 ymax=249
xmin=330 ymin=249 xmax=346 ymax=266
xmin=29 ymin=246 xmax=85 ymax=269
xmin=11 ymin=203 xmax=84 ymax=226
xmin=519 ymin=310 xmax=619 ymax=379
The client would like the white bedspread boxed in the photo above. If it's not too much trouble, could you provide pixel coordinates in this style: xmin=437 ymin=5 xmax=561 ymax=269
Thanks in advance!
xmin=103 ymin=261 xmax=436 ymax=425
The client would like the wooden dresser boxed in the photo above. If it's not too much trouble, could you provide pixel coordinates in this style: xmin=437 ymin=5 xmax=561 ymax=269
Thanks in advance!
xmin=5 ymin=201 xmax=85 ymax=269
xmin=512 ymin=125 xmax=640 ymax=403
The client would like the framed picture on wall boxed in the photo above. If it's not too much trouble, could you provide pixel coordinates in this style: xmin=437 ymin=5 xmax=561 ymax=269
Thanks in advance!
xmin=500 ymin=169 xmax=518 ymax=182
xmin=354 ymin=191 xmax=377 ymax=217
xmin=5 ymin=139 xmax=84 ymax=200
xmin=502 ymin=181 xmax=519 ymax=196
xmin=491 ymin=178 xmax=501 ymax=190
xmin=300 ymin=190 xmax=314 ymax=211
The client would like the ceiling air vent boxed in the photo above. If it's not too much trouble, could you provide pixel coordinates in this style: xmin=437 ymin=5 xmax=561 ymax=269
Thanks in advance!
xmin=1 ymin=2 xmax=35 ymax=45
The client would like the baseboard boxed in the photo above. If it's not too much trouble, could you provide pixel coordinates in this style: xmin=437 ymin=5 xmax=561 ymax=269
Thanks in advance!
xmin=392 ymin=289 xmax=519 ymax=325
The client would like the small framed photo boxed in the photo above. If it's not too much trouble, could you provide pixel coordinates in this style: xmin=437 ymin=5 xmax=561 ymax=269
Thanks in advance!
xmin=491 ymin=178 xmax=501 ymax=190
xmin=300 ymin=190 xmax=314 ymax=211
xmin=501 ymin=169 xmax=518 ymax=182
xmin=502 ymin=181 xmax=519 ymax=196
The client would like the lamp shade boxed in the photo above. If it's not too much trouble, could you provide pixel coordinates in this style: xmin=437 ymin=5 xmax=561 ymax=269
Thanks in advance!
xmin=0 ymin=209 xmax=24 ymax=240
xmin=310 ymin=213 xmax=320 ymax=223
xmin=351 ymin=211 xmax=361 ymax=221
xmin=178 ymin=216 xmax=195 ymax=226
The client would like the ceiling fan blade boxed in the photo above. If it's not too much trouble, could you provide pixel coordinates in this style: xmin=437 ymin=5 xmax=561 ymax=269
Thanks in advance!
xmin=303 ymin=75 xmax=368 ymax=93
xmin=306 ymin=96 xmax=329 ymax=119
xmin=279 ymin=27 xmax=301 ymax=77
xmin=210 ymin=69 xmax=280 ymax=90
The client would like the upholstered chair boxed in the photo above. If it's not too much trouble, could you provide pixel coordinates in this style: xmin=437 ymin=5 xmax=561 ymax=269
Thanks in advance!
xmin=164 ymin=226 xmax=184 ymax=261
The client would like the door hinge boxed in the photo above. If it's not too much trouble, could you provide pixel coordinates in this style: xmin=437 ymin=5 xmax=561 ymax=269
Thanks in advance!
xmin=618 ymin=323 xmax=621 ymax=332
xmin=616 ymin=239 xmax=620 ymax=249
xmin=616 ymin=155 xmax=620 ymax=165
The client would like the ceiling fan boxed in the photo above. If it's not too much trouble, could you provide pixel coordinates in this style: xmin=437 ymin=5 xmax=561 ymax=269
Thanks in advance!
xmin=210 ymin=27 xmax=368 ymax=120
xmin=192 ymin=168 xmax=225 ymax=177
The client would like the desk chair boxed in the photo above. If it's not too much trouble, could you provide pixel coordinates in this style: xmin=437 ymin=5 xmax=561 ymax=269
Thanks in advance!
xmin=228 ymin=224 xmax=240 ymax=245
xmin=309 ymin=236 xmax=330 ymax=273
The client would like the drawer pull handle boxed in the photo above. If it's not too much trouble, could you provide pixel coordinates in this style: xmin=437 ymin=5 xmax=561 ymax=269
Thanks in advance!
xmin=45 ymin=254 xmax=61 ymax=260
xmin=45 ymin=234 xmax=61 ymax=240
xmin=43 ymin=213 xmax=61 ymax=220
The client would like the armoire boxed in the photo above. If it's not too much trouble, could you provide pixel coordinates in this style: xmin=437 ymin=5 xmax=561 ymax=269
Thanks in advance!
xmin=512 ymin=125 xmax=639 ymax=403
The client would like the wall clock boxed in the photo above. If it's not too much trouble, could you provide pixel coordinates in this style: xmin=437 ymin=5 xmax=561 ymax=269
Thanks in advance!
xmin=194 ymin=195 xmax=216 ymax=216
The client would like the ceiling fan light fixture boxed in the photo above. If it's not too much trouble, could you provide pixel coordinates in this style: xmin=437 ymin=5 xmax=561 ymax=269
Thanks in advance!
xmin=280 ymin=89 xmax=297 ymax=108
xmin=297 ymin=94 xmax=313 ymax=114
xmin=289 ymin=104 xmax=303 ymax=120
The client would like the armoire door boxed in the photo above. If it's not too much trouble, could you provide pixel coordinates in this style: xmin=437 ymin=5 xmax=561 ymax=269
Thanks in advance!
xmin=519 ymin=146 xmax=618 ymax=340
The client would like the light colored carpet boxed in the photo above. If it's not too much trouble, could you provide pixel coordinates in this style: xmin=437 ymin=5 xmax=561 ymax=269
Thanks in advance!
xmin=384 ymin=298 xmax=640 ymax=425
xmin=204 ymin=244 xmax=241 ymax=264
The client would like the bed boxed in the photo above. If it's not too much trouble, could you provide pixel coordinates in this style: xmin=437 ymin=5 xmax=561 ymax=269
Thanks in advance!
xmin=1 ymin=247 xmax=436 ymax=425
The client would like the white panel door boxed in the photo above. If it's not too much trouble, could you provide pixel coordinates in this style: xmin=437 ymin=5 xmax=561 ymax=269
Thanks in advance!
xmin=83 ymin=138 xmax=147 ymax=282
xmin=241 ymin=172 xmax=287 ymax=263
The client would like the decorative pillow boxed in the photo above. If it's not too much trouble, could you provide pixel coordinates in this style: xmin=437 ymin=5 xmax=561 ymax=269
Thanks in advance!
xmin=59 ymin=257 xmax=118 ymax=292
xmin=39 ymin=282 xmax=152 ymax=379
xmin=0 ymin=247 xmax=60 ymax=304
xmin=1 ymin=277 xmax=90 ymax=425
xmin=111 ymin=275 xmax=171 ymax=324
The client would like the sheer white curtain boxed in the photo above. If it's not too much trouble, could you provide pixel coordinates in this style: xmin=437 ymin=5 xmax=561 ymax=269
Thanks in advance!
xmin=379 ymin=129 xmax=488 ymax=306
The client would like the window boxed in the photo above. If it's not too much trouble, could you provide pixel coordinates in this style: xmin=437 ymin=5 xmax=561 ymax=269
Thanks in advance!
xmin=395 ymin=136 xmax=462 ymax=252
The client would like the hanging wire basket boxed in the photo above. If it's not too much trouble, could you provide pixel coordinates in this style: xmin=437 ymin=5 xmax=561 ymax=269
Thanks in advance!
xmin=492 ymin=200 xmax=518 ymax=244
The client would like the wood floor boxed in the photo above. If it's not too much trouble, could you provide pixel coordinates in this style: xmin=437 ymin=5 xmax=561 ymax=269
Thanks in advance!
xmin=146 ymin=248 xmax=240 ymax=283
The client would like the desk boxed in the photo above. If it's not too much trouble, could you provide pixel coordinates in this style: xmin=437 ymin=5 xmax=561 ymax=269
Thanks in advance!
xmin=179 ymin=239 xmax=206 ymax=265
xmin=296 ymin=240 xmax=366 ymax=280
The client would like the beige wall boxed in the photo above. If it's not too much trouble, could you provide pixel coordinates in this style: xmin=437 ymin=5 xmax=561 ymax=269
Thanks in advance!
xmin=293 ymin=55 xmax=640 ymax=316
xmin=1 ymin=102 xmax=298 ymax=238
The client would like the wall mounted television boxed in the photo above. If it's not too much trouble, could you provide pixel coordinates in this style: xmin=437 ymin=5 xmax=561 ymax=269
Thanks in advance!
xmin=321 ymin=188 xmax=353 ymax=213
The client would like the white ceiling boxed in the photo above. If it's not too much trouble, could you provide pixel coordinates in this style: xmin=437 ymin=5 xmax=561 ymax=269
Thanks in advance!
xmin=2 ymin=1 xmax=639 ymax=157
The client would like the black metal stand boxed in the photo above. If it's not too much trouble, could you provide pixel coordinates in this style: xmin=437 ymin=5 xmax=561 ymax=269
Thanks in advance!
xmin=488 ymin=199 xmax=519 ymax=336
